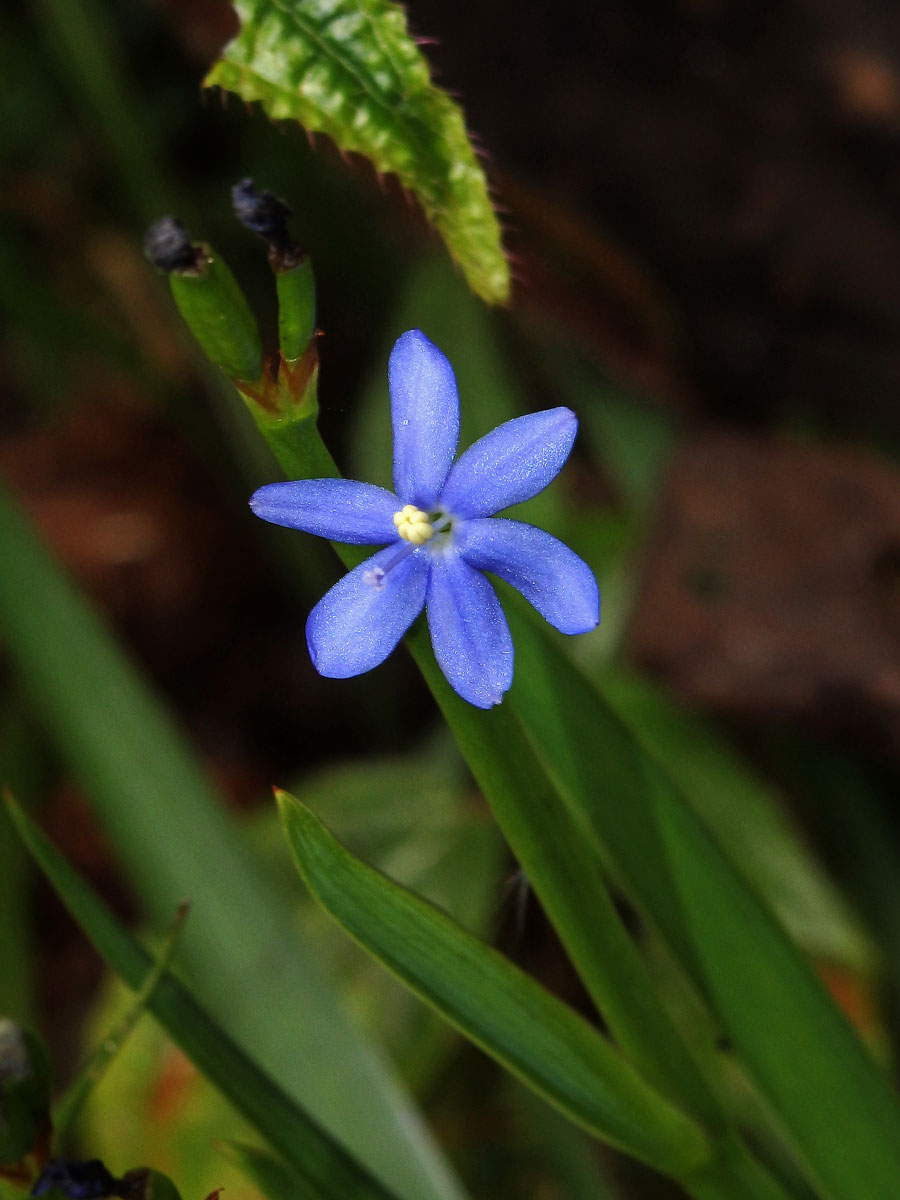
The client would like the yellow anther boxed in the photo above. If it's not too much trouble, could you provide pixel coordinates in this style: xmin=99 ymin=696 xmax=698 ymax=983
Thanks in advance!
xmin=393 ymin=505 xmax=434 ymax=546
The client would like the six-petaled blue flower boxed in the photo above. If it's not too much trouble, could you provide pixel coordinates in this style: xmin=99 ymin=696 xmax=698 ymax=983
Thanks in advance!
xmin=249 ymin=330 xmax=599 ymax=708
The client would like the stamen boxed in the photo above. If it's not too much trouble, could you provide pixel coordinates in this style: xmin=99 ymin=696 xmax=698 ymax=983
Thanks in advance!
xmin=393 ymin=504 xmax=435 ymax=546
xmin=364 ymin=507 xmax=458 ymax=589
xmin=363 ymin=540 xmax=418 ymax=589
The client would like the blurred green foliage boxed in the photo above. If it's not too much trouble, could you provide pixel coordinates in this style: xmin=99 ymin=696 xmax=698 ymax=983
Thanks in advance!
xmin=2 ymin=2 xmax=900 ymax=1200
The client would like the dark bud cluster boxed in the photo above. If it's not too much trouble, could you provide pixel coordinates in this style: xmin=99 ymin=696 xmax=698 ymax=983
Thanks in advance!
xmin=231 ymin=178 xmax=302 ymax=266
xmin=142 ymin=217 xmax=201 ymax=274
xmin=31 ymin=1159 xmax=119 ymax=1199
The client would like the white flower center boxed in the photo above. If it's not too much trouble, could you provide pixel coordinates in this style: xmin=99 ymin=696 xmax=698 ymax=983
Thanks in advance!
xmin=393 ymin=504 xmax=435 ymax=546
xmin=363 ymin=506 xmax=458 ymax=590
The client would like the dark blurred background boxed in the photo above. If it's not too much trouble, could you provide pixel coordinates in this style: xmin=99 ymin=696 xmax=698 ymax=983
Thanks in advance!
xmin=2 ymin=0 xmax=900 ymax=1193
xmin=4 ymin=0 xmax=900 ymax=751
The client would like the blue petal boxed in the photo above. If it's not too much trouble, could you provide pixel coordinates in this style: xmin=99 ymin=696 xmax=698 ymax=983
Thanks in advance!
xmin=389 ymin=330 xmax=460 ymax=509
xmin=250 ymin=479 xmax=399 ymax=544
xmin=306 ymin=545 xmax=429 ymax=678
xmin=440 ymin=408 xmax=577 ymax=518
xmin=426 ymin=555 xmax=513 ymax=708
xmin=458 ymin=518 xmax=600 ymax=634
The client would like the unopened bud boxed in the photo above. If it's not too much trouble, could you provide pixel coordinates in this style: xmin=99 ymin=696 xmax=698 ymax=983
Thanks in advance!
xmin=144 ymin=216 xmax=264 ymax=383
xmin=231 ymin=178 xmax=299 ymax=263
xmin=142 ymin=218 xmax=201 ymax=274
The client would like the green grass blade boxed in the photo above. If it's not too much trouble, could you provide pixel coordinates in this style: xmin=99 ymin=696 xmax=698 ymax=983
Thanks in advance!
xmin=601 ymin=671 xmax=872 ymax=971
xmin=53 ymin=903 xmax=189 ymax=1141
xmin=402 ymin=622 xmax=725 ymax=1133
xmin=277 ymin=789 xmax=711 ymax=1179
xmin=205 ymin=1 xmax=509 ymax=304
xmin=244 ymin=370 xmax=725 ymax=1139
xmin=5 ymin=799 xmax=402 ymax=1200
xmin=0 ymin=477 xmax=466 ymax=1200
xmin=218 ymin=1142 xmax=331 ymax=1200
xmin=657 ymin=786 xmax=900 ymax=1200
xmin=507 ymin=611 xmax=900 ymax=1200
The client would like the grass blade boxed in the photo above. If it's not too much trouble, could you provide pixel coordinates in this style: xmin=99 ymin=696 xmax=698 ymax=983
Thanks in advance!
xmin=5 ymin=798 xmax=402 ymax=1200
xmin=507 ymin=611 xmax=900 ymax=1200
xmin=0 ymin=477 xmax=466 ymax=1200
xmin=277 ymin=788 xmax=711 ymax=1179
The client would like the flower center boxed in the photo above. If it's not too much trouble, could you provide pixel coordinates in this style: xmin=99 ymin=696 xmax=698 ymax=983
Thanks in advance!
xmin=393 ymin=504 xmax=435 ymax=546
xmin=363 ymin=506 xmax=456 ymax=590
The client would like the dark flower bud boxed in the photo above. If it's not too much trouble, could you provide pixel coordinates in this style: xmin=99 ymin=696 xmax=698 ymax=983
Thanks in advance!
xmin=142 ymin=217 xmax=201 ymax=274
xmin=31 ymin=1159 xmax=118 ymax=1199
xmin=231 ymin=178 xmax=293 ymax=247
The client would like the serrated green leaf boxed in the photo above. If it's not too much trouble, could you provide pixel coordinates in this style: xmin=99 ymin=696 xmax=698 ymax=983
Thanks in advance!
xmin=205 ymin=0 xmax=509 ymax=304
xmin=277 ymin=789 xmax=711 ymax=1179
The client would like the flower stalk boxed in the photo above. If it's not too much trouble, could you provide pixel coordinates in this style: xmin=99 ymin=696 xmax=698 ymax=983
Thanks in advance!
xmin=152 ymin=232 xmax=798 ymax=1200
xmin=232 ymin=178 xmax=317 ymax=366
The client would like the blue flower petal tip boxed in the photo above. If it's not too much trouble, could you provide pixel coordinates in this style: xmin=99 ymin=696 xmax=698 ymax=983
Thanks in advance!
xmin=250 ymin=330 xmax=600 ymax=707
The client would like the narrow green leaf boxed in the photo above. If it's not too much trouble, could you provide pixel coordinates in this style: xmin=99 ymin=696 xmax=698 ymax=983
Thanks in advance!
xmin=205 ymin=0 xmax=509 ymax=304
xmin=53 ymin=902 xmax=189 ymax=1140
xmin=241 ymin=372 xmax=725 ymax=1136
xmin=601 ymin=671 xmax=872 ymax=971
xmin=657 ymin=789 xmax=900 ymax=1200
xmin=218 ymin=1142 xmax=326 ymax=1200
xmin=506 ymin=607 xmax=701 ymax=970
xmin=0 ymin=478 xmax=465 ymax=1200
xmin=506 ymin=610 xmax=900 ymax=1200
xmin=277 ymin=789 xmax=711 ymax=1178
xmin=5 ymin=800 xmax=401 ymax=1200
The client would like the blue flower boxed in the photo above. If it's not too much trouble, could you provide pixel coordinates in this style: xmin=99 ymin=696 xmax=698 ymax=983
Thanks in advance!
xmin=250 ymin=329 xmax=599 ymax=708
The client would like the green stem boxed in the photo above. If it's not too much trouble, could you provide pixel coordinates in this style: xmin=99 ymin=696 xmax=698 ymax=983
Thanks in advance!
xmin=276 ymin=258 xmax=317 ymax=365
xmin=239 ymin=400 xmax=803 ymax=1200
xmin=251 ymin=415 xmax=726 ymax=1132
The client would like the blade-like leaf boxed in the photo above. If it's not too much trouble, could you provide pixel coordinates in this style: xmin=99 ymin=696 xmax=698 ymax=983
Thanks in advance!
xmin=656 ymin=787 xmax=900 ymax=1200
xmin=0 ymin=477 xmax=465 ymax=1200
xmin=601 ymin=671 xmax=872 ymax=971
xmin=218 ymin=1142 xmax=326 ymax=1200
xmin=277 ymin=789 xmax=711 ymax=1179
xmin=205 ymin=0 xmax=509 ymax=304
xmin=53 ymin=902 xmax=189 ymax=1140
xmin=506 ymin=610 xmax=900 ymax=1200
xmin=5 ymin=799 xmax=401 ymax=1200
xmin=241 ymin=368 xmax=725 ymax=1137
